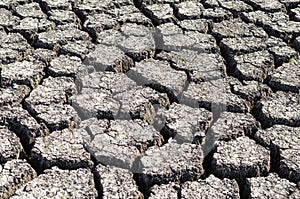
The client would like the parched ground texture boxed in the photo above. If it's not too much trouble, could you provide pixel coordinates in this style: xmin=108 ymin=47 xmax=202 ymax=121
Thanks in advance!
xmin=0 ymin=0 xmax=300 ymax=198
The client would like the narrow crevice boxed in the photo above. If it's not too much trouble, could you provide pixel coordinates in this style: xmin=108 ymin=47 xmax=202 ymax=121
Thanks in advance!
xmin=239 ymin=179 xmax=248 ymax=199
xmin=154 ymin=28 xmax=164 ymax=56
xmin=8 ymin=123 xmax=35 ymax=156
xmin=133 ymin=3 xmax=161 ymax=27
xmin=0 ymin=68 xmax=2 ymax=88
xmin=33 ymin=0 xmax=51 ymax=15
xmin=91 ymin=158 xmax=103 ymax=199
xmin=201 ymin=146 xmax=216 ymax=179
xmin=177 ymin=186 xmax=182 ymax=199
xmin=200 ymin=0 xmax=220 ymax=9
xmin=240 ymin=10 xmax=299 ymax=46
xmin=251 ymin=101 xmax=269 ymax=129
xmin=72 ymin=7 xmax=98 ymax=43
xmin=269 ymin=145 xmax=281 ymax=173
xmin=133 ymin=172 xmax=149 ymax=199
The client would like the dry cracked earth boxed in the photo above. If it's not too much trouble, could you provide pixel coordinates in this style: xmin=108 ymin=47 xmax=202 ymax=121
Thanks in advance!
xmin=0 ymin=0 xmax=300 ymax=198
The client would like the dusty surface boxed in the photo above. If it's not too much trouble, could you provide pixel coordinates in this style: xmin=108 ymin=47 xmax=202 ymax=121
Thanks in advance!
xmin=0 ymin=0 xmax=300 ymax=198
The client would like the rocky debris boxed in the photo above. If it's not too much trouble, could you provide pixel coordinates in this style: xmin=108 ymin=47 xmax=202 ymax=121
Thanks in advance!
xmin=181 ymin=175 xmax=240 ymax=199
xmin=138 ymin=141 xmax=204 ymax=189
xmin=24 ymin=76 xmax=79 ymax=131
xmin=0 ymin=60 xmax=45 ymax=88
xmin=211 ymin=112 xmax=260 ymax=141
xmin=72 ymin=71 xmax=169 ymax=121
xmin=229 ymin=79 xmax=272 ymax=106
xmin=48 ymin=54 xmax=88 ymax=78
xmin=254 ymin=91 xmax=300 ymax=128
xmin=212 ymin=136 xmax=270 ymax=182
xmin=79 ymin=118 xmax=163 ymax=170
xmin=0 ymin=126 xmax=23 ymax=163
xmin=30 ymin=128 xmax=93 ymax=172
xmin=0 ymin=105 xmax=49 ymax=148
xmin=83 ymin=44 xmax=134 ymax=72
xmin=154 ymin=103 xmax=212 ymax=143
xmin=127 ymin=59 xmax=187 ymax=102
xmin=173 ymin=1 xmax=204 ymax=20
xmin=279 ymin=149 xmax=300 ymax=183
xmin=0 ymin=84 xmax=30 ymax=106
xmin=156 ymin=49 xmax=226 ymax=82
xmin=0 ymin=31 xmax=32 ymax=64
xmin=0 ymin=159 xmax=37 ymax=199
xmin=212 ymin=18 xmax=267 ymax=41
xmin=157 ymin=22 xmax=218 ymax=52
xmin=181 ymin=78 xmax=250 ymax=113
xmin=268 ymin=59 xmax=300 ymax=93
xmin=10 ymin=167 xmax=97 ymax=198
xmin=149 ymin=182 xmax=179 ymax=199
xmin=95 ymin=164 xmax=143 ymax=198
xmin=243 ymin=173 xmax=299 ymax=198
xmin=228 ymin=50 xmax=274 ymax=82
xmin=143 ymin=3 xmax=176 ymax=25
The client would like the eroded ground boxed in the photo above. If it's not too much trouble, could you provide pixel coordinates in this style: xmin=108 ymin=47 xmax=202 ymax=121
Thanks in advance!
xmin=0 ymin=0 xmax=299 ymax=198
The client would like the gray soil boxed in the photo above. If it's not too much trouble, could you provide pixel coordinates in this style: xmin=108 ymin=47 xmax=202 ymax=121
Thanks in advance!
xmin=0 ymin=0 xmax=299 ymax=198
